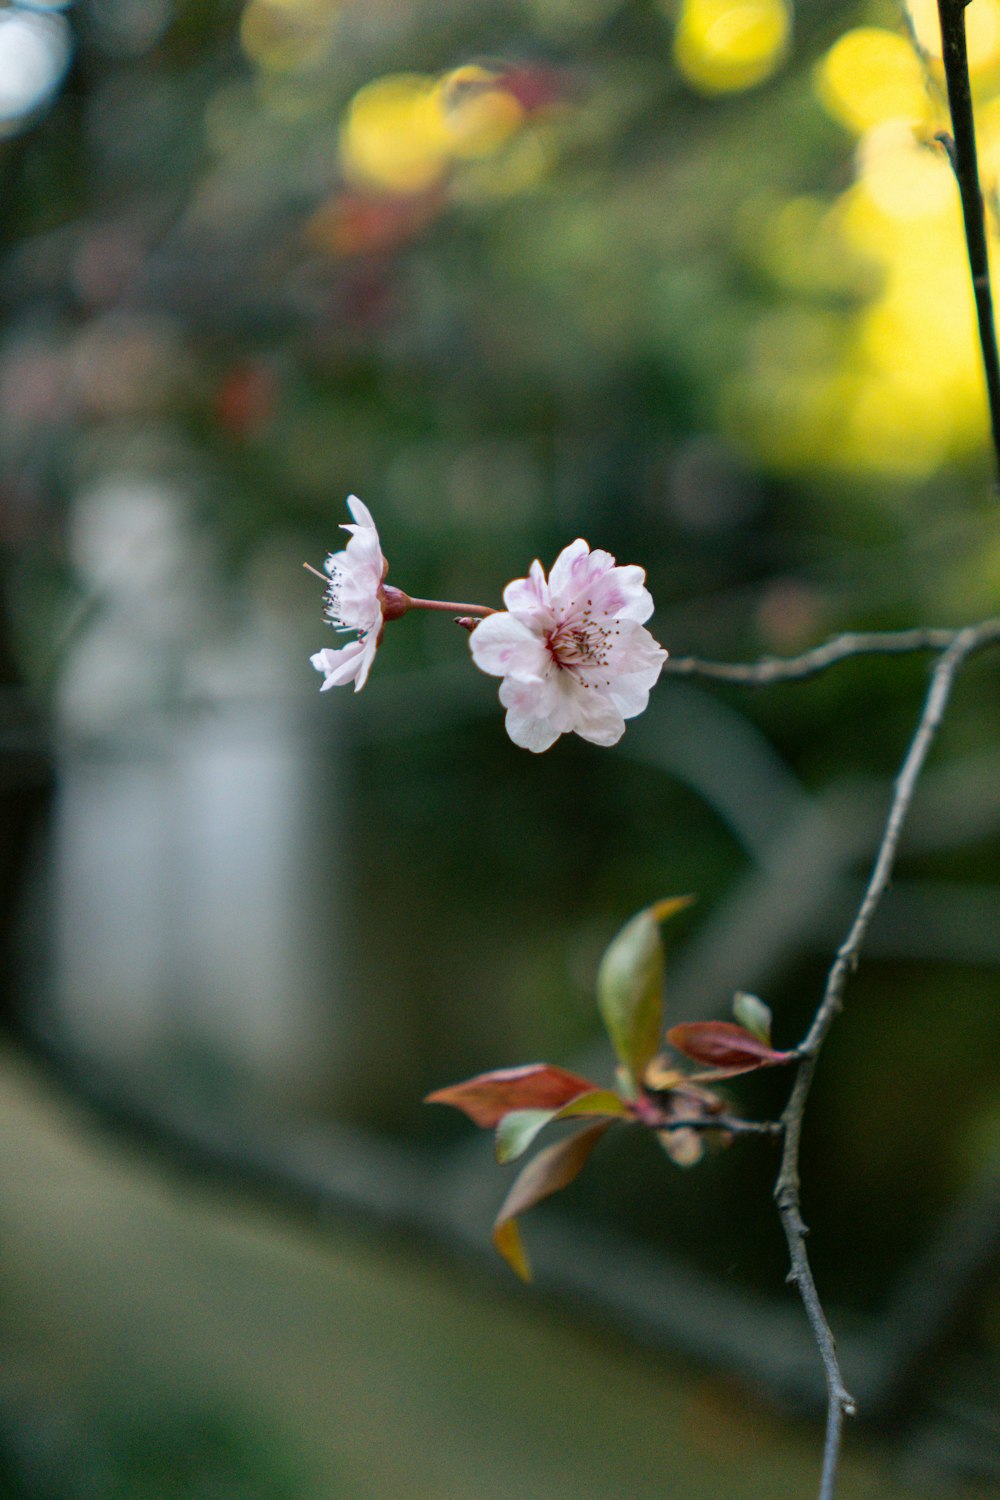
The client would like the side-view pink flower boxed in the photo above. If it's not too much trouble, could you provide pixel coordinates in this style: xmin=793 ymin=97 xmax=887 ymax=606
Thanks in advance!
xmin=310 ymin=495 xmax=386 ymax=692
xmin=469 ymin=539 xmax=667 ymax=752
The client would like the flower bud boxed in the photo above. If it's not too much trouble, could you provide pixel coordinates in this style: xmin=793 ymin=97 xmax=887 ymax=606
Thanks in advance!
xmin=380 ymin=584 xmax=412 ymax=621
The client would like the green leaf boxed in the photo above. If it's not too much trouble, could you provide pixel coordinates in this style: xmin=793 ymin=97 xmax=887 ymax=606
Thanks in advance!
xmin=596 ymin=896 xmax=694 ymax=1089
xmin=558 ymin=1088 xmax=631 ymax=1119
xmin=495 ymin=1089 xmax=630 ymax=1164
xmin=496 ymin=1109 xmax=557 ymax=1164
xmin=492 ymin=1120 xmax=614 ymax=1281
xmin=732 ymin=991 xmax=772 ymax=1044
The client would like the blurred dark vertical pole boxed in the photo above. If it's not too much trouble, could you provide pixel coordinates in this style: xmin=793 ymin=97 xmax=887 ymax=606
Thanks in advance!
xmin=937 ymin=0 xmax=1000 ymax=488
xmin=0 ymin=574 xmax=53 ymax=1037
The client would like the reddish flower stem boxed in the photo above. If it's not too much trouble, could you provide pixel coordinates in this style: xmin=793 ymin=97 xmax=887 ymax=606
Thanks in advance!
xmin=303 ymin=565 xmax=495 ymax=618
xmin=406 ymin=598 xmax=496 ymax=616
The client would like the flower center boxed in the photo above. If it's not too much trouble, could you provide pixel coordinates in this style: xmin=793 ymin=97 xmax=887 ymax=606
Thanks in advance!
xmin=325 ymin=563 xmax=379 ymax=638
xmin=324 ymin=572 xmax=346 ymax=629
xmin=546 ymin=606 xmax=617 ymax=675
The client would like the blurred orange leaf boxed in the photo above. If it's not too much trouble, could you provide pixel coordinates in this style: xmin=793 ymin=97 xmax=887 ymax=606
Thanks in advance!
xmin=425 ymin=1063 xmax=600 ymax=1128
xmin=492 ymin=1120 xmax=613 ymax=1281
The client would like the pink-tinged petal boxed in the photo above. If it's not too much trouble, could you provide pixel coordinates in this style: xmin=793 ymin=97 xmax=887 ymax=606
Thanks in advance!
xmin=583 ymin=564 xmax=654 ymax=625
xmin=468 ymin=612 xmax=548 ymax=680
xmin=603 ymin=626 xmax=668 ymax=716
xmin=502 ymin=559 xmax=551 ymax=623
xmin=611 ymin=620 xmax=668 ymax=676
xmin=546 ymin=539 xmax=598 ymax=603
xmin=483 ymin=538 xmax=664 ymax=751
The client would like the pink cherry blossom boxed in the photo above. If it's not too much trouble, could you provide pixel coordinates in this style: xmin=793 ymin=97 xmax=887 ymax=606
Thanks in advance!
xmin=469 ymin=539 xmax=667 ymax=752
xmin=310 ymin=495 xmax=386 ymax=692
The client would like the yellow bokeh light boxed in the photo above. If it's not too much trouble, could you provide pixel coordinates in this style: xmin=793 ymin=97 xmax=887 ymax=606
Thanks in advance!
xmin=673 ymin=0 xmax=790 ymax=96
xmin=854 ymin=122 xmax=954 ymax=221
xmin=240 ymin=0 xmax=340 ymax=73
xmin=906 ymin=0 xmax=1000 ymax=71
xmin=452 ymin=123 xmax=557 ymax=202
xmin=726 ymin=12 xmax=1000 ymax=478
xmin=749 ymin=193 xmax=877 ymax=297
xmin=815 ymin=28 xmax=931 ymax=135
xmin=974 ymin=94 xmax=1000 ymax=191
xmin=340 ymin=74 xmax=451 ymax=195
xmin=434 ymin=66 xmax=525 ymax=160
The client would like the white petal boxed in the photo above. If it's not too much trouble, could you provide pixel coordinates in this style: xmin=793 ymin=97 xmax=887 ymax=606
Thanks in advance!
xmin=502 ymin=560 xmax=551 ymax=623
xmin=352 ymin=629 xmax=380 ymax=691
xmin=617 ymin=627 xmax=667 ymax=689
xmin=337 ymin=560 xmax=383 ymax=630
xmin=613 ymin=564 xmax=655 ymax=622
xmin=310 ymin=638 xmax=371 ymax=690
xmin=578 ymin=624 xmax=665 ymax=718
xmin=469 ymin=612 xmax=548 ymax=679
xmin=504 ymin=710 xmax=562 ymax=753
xmin=345 ymin=494 xmax=377 ymax=532
xmin=497 ymin=671 xmax=562 ymax=752
xmin=558 ymin=674 xmax=626 ymax=746
xmin=573 ymin=701 xmax=626 ymax=747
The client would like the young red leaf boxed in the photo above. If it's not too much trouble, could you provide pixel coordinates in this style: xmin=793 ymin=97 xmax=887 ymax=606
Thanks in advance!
xmin=666 ymin=1021 xmax=796 ymax=1075
xmin=492 ymin=1120 xmax=614 ymax=1281
xmin=424 ymin=1063 xmax=599 ymax=1129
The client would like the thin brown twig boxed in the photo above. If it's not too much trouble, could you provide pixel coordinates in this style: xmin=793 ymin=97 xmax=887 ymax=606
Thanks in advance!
xmin=661 ymin=624 xmax=998 ymax=687
xmin=771 ymin=620 xmax=1000 ymax=1500
xmin=654 ymin=1114 xmax=782 ymax=1138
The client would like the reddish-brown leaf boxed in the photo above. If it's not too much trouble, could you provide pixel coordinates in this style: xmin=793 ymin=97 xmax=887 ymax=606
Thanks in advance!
xmin=666 ymin=1021 xmax=796 ymax=1074
xmin=425 ymin=1063 xmax=599 ymax=1129
xmin=492 ymin=1119 xmax=614 ymax=1281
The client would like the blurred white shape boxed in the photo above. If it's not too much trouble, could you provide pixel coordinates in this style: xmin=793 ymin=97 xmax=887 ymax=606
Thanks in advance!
xmin=53 ymin=474 xmax=351 ymax=1108
xmin=54 ymin=754 xmax=171 ymax=1059
xmin=70 ymin=476 xmax=191 ymax=599
xmin=53 ymin=704 xmax=345 ymax=1099
xmin=61 ymin=478 xmax=211 ymax=733
xmin=0 ymin=9 xmax=72 ymax=133
xmin=170 ymin=711 xmax=341 ymax=1086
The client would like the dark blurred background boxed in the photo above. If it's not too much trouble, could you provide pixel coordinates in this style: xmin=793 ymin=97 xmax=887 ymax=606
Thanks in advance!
xmin=1 ymin=0 xmax=999 ymax=1495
